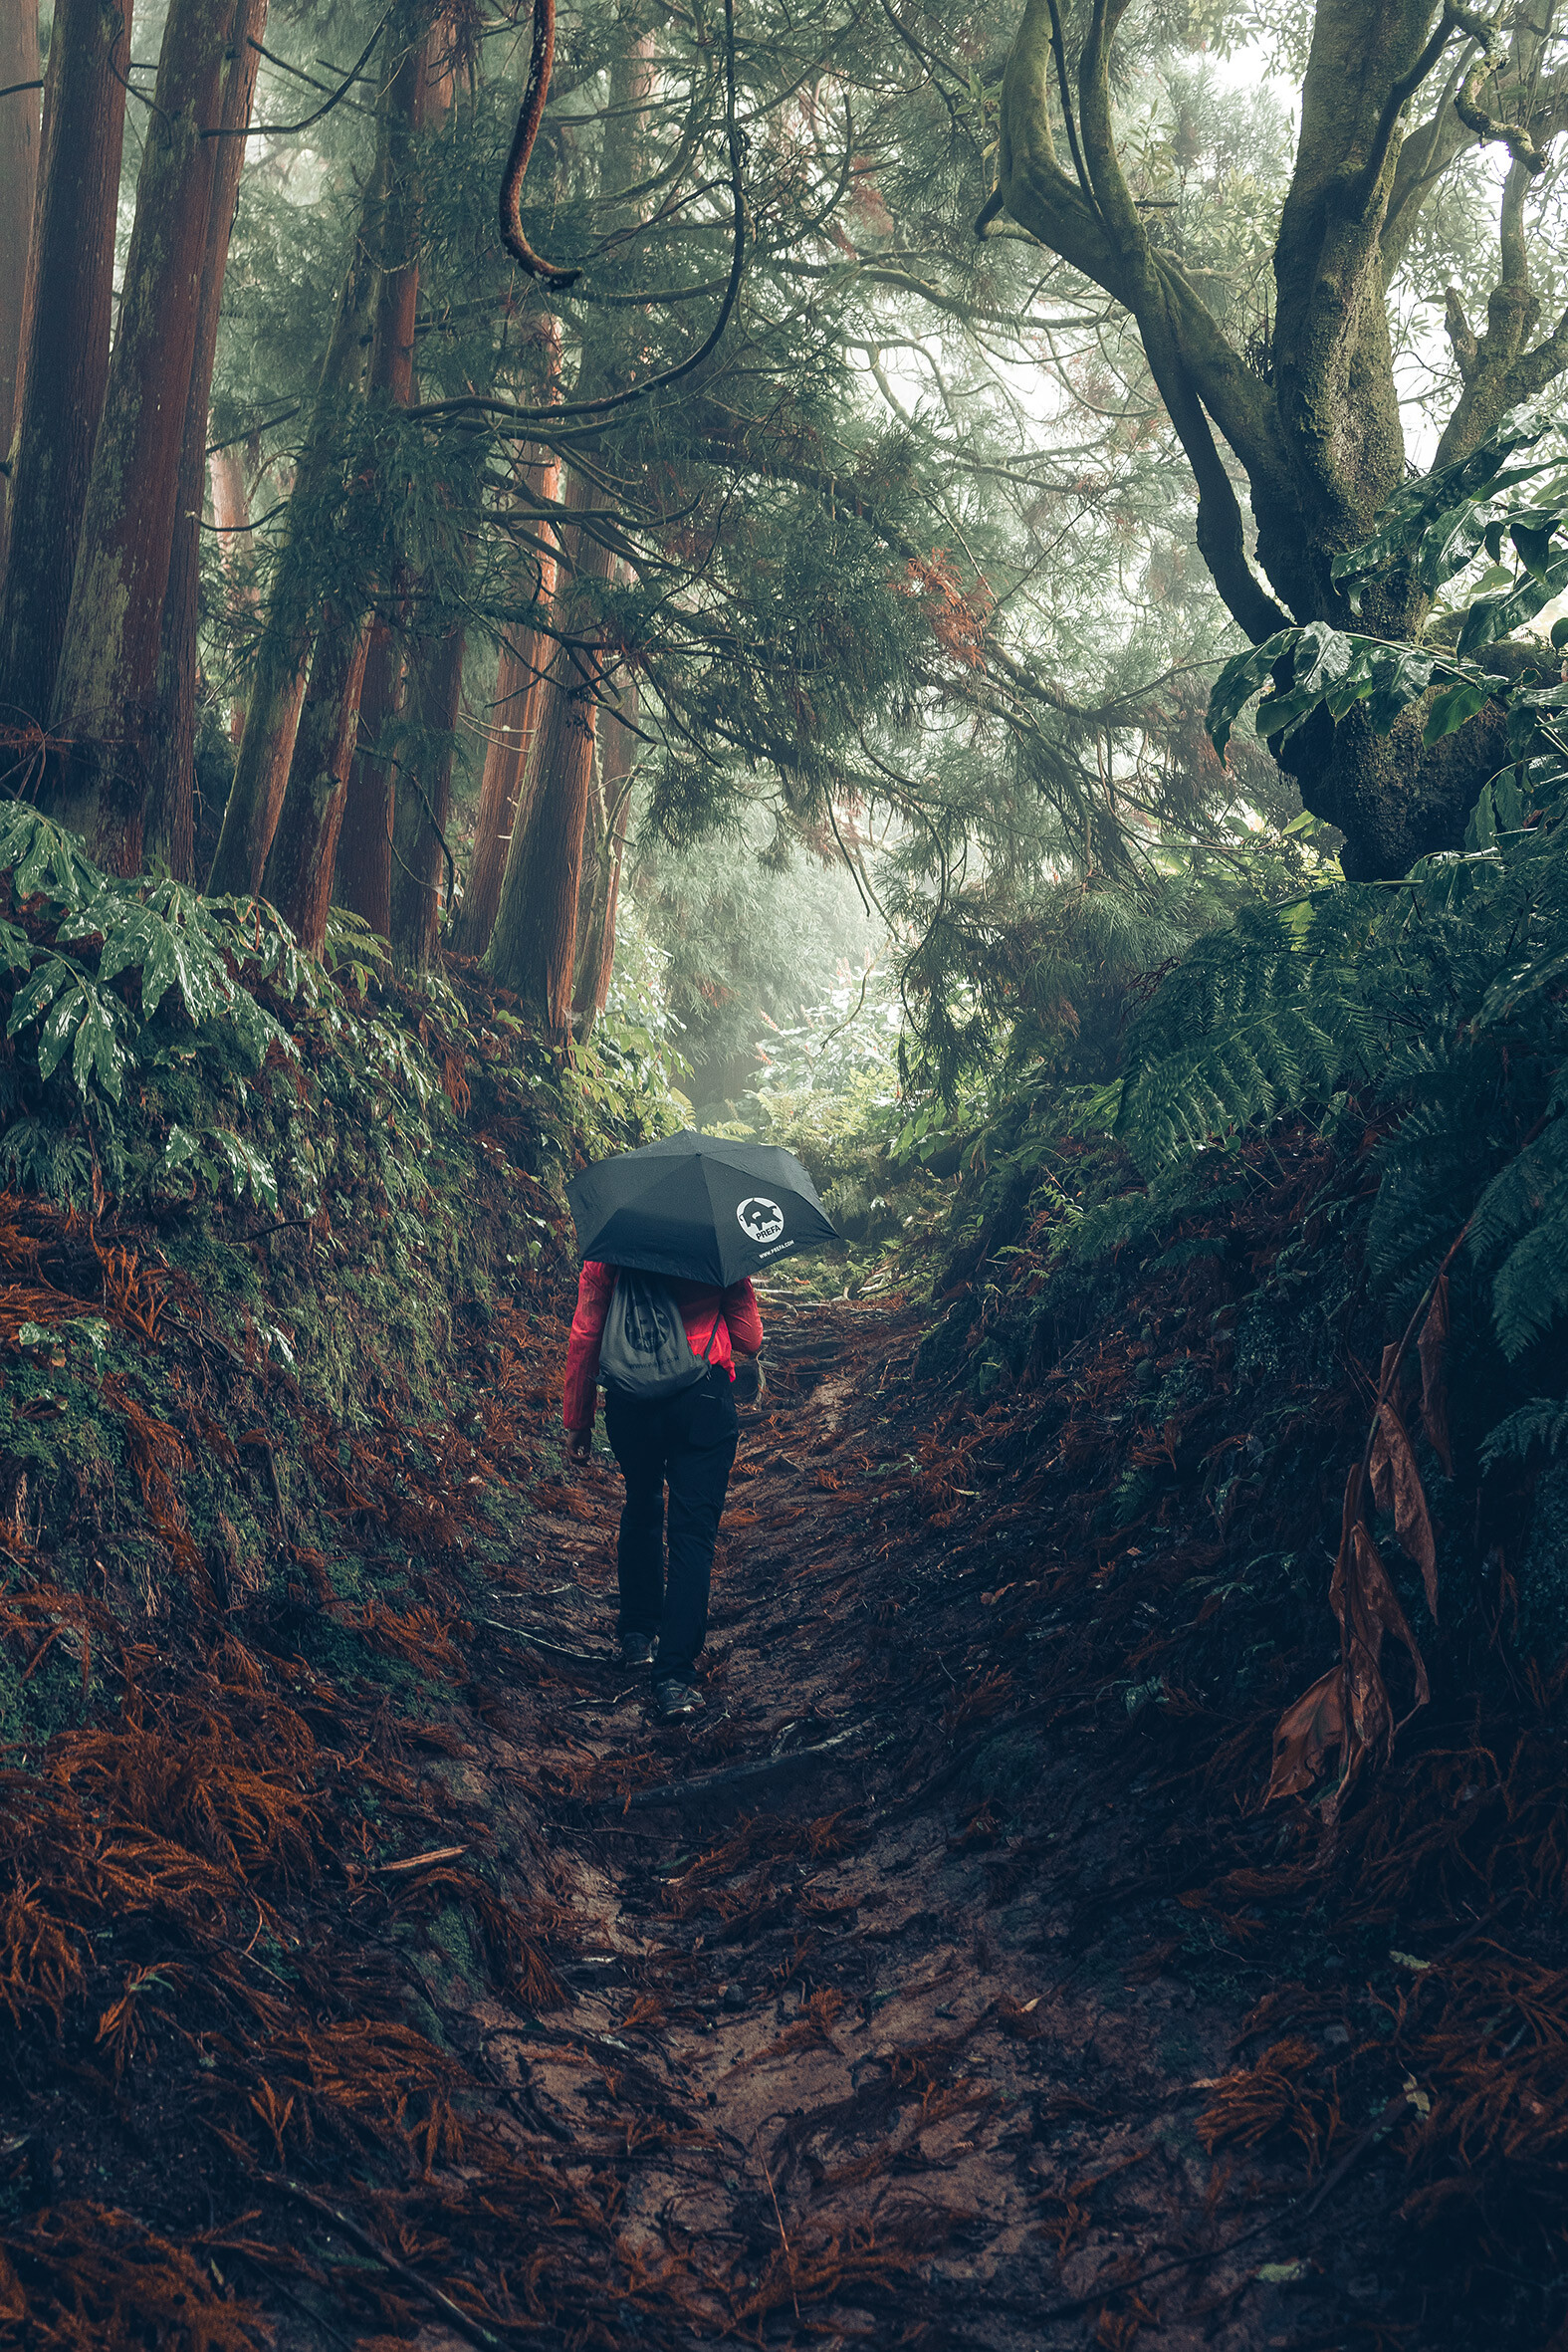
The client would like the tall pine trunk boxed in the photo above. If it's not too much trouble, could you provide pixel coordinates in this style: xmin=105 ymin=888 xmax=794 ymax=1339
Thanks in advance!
xmin=258 ymin=607 xmax=371 ymax=949
xmin=48 ymin=0 xmax=234 ymax=875
xmin=0 ymin=0 xmax=131 ymax=734
xmin=208 ymin=444 xmax=257 ymax=743
xmin=0 ymin=4 xmax=41 ymax=550
xmin=483 ymin=40 xmax=652 ymax=1033
xmin=144 ymin=0 xmax=269 ymax=881
xmin=388 ymin=621 xmax=464 ymax=971
xmin=571 ymin=682 xmax=636 ymax=1032
xmin=333 ymin=7 xmax=437 ymax=936
xmin=205 ymin=130 xmax=391 ymax=894
xmin=485 ymin=469 xmax=616 ymax=1035
xmin=265 ymin=1 xmax=438 ymax=946
xmin=449 ymin=443 xmax=560 ymax=957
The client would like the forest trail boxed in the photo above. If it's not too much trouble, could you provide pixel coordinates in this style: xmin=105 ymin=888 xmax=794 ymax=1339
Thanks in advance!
xmin=403 ymin=1292 xmax=1308 ymax=2352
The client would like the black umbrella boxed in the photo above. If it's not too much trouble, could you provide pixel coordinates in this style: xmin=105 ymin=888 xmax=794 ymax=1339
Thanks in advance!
xmin=566 ymin=1129 xmax=838 ymax=1286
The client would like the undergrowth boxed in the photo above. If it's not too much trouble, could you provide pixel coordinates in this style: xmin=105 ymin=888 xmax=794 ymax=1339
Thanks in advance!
xmin=881 ymin=399 xmax=1568 ymax=2344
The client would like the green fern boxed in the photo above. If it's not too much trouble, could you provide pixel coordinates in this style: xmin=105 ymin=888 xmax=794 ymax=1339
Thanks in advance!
xmin=1479 ymin=1397 xmax=1568 ymax=1473
xmin=1096 ymin=398 xmax=1568 ymax=1380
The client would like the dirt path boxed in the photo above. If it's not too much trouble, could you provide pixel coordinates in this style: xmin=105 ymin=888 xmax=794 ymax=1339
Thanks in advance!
xmin=395 ymin=1293 xmax=1311 ymax=2351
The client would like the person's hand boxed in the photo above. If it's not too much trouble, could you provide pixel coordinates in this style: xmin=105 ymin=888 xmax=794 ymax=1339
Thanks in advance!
xmin=566 ymin=1425 xmax=593 ymax=1463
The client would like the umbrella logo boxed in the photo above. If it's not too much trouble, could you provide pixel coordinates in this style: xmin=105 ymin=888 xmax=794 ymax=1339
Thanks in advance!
xmin=736 ymin=1196 xmax=784 ymax=1245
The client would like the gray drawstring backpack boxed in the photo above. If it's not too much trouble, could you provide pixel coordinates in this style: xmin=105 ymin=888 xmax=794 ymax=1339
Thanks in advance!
xmin=597 ymin=1269 xmax=720 ymax=1403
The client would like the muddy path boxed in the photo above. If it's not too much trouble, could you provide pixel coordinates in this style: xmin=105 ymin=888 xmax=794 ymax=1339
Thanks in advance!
xmin=356 ymin=1292 xmax=1344 ymax=2352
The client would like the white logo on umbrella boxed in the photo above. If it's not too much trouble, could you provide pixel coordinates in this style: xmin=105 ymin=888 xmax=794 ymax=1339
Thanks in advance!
xmin=736 ymin=1196 xmax=784 ymax=1245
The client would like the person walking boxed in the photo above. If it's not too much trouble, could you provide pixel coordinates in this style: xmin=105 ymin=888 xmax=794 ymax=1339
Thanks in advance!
xmin=564 ymin=1264 xmax=763 ymax=1718
xmin=561 ymin=1130 xmax=836 ymax=1720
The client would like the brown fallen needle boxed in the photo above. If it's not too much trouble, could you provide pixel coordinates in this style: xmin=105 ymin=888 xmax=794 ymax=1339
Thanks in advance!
xmin=370 ymin=1843 xmax=468 ymax=1873
xmin=259 ymin=2173 xmax=506 ymax=2348
xmin=755 ymin=2142 xmax=800 ymax=2322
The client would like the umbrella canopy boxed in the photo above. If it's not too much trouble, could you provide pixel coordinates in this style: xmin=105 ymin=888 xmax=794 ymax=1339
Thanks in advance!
xmin=566 ymin=1130 xmax=838 ymax=1286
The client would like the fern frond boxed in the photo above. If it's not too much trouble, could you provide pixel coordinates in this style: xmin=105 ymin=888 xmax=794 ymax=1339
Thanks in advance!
xmin=1479 ymin=1396 xmax=1568 ymax=1472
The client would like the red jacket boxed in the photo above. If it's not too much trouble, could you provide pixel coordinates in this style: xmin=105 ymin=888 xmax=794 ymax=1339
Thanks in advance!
xmin=562 ymin=1262 xmax=764 ymax=1431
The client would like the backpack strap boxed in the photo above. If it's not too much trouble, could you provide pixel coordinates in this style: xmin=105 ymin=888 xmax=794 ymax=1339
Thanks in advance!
xmin=696 ymin=1297 xmax=723 ymax=1367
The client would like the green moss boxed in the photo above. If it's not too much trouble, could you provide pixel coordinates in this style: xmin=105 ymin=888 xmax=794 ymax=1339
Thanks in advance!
xmin=427 ymin=1903 xmax=483 ymax=1994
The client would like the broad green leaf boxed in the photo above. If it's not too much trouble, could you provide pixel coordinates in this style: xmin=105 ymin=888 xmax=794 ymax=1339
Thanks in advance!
xmin=1423 ymin=676 xmax=1499 ymax=744
xmin=205 ymin=1125 xmax=279 ymax=1212
xmin=1457 ymin=547 xmax=1568 ymax=657
xmin=1208 ymin=627 xmax=1302 ymax=758
xmin=70 ymin=984 xmax=125 ymax=1102
xmin=9 ymin=956 xmax=83 ymax=1042
xmin=34 ymin=982 xmax=86 ymax=1085
xmin=162 ymin=1124 xmax=203 ymax=1173
xmin=0 ymin=806 xmax=103 ymax=910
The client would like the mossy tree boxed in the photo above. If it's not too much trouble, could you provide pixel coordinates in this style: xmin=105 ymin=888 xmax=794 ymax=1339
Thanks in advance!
xmin=978 ymin=0 xmax=1568 ymax=875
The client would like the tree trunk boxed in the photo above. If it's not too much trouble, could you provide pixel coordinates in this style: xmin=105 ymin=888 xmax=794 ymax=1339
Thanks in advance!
xmin=205 ymin=118 xmax=392 ymax=894
xmin=144 ymin=0 xmax=269 ymax=882
xmin=485 ymin=470 xmax=617 ymax=1035
xmin=336 ymin=620 xmax=402 ymax=933
xmin=452 ymin=639 xmax=538 ymax=957
xmin=333 ymin=6 xmax=437 ymax=935
xmin=483 ymin=38 xmax=651 ymax=1032
xmin=0 ymin=3 xmax=41 ymax=549
xmin=388 ymin=621 xmax=464 ymax=971
xmin=0 ymin=0 xmax=131 ymax=733
xmin=258 ymin=608 xmax=371 ymax=950
xmin=47 ymin=0 xmax=234 ymax=875
xmin=448 ymin=446 xmax=560 ymax=957
xmin=208 ymin=445 xmax=256 ymax=744
xmin=571 ymin=682 xmax=636 ymax=1033
xmin=981 ymin=0 xmax=1568 ymax=876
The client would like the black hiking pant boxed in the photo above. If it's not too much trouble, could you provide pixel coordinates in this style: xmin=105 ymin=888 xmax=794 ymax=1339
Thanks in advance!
xmin=604 ymin=1367 xmax=739 ymax=1682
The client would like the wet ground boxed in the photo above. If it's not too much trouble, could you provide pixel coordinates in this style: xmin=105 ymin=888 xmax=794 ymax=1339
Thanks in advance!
xmin=347 ymin=1292 xmax=1332 ymax=2351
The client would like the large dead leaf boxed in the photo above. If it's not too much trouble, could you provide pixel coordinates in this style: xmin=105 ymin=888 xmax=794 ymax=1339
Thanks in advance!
xmin=1322 ymin=1470 xmax=1431 ymax=1820
xmin=1419 ymin=1274 xmax=1454 ymax=1477
xmin=1369 ymin=1400 xmax=1438 ymax=1615
xmin=1265 ymin=1667 xmax=1344 ymax=1803
xmin=1335 ymin=1523 xmax=1430 ymax=1759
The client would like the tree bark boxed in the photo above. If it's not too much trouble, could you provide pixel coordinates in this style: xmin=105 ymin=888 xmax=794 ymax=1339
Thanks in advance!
xmin=144 ymin=0 xmax=269 ymax=882
xmin=980 ymin=0 xmax=1568 ymax=876
xmin=0 ymin=0 xmax=131 ymax=734
xmin=448 ymin=446 xmax=560 ymax=958
xmin=388 ymin=621 xmax=465 ymax=971
xmin=485 ymin=468 xmax=617 ymax=1035
xmin=333 ymin=4 xmax=438 ymax=935
xmin=208 ymin=444 xmax=257 ymax=744
xmin=205 ymin=118 xmax=392 ymax=894
xmin=258 ymin=609 xmax=372 ymax=951
xmin=571 ymin=680 xmax=635 ymax=1033
xmin=336 ymin=620 xmax=402 ymax=932
xmin=0 ymin=3 xmax=41 ymax=550
xmin=484 ymin=37 xmax=651 ymax=1029
xmin=47 ymin=0 xmax=235 ymax=875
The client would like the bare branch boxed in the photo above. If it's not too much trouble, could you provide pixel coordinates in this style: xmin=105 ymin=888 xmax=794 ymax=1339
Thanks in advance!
xmin=499 ymin=0 xmax=582 ymax=285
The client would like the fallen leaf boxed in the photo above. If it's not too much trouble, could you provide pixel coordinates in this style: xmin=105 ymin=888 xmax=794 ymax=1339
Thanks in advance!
xmin=1419 ymin=1275 xmax=1454 ymax=1476
xmin=1265 ymin=1666 xmax=1343 ymax=1803
xmin=1321 ymin=1469 xmax=1432 ymax=1819
xmin=1389 ymin=1949 xmax=1431 ymax=1972
xmin=1255 ymin=2260 xmax=1309 ymax=2286
xmin=1371 ymin=1400 xmax=1438 ymax=1614
xmin=1334 ymin=1521 xmax=1430 ymax=1770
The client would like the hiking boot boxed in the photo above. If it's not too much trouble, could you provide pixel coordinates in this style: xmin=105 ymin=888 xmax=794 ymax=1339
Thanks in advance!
xmin=652 ymin=1677 xmax=704 ymax=1721
xmin=618 ymin=1631 xmax=657 ymax=1668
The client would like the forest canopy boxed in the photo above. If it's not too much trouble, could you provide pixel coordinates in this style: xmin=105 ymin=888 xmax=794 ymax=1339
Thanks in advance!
xmin=0 ymin=0 xmax=1564 ymax=1112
